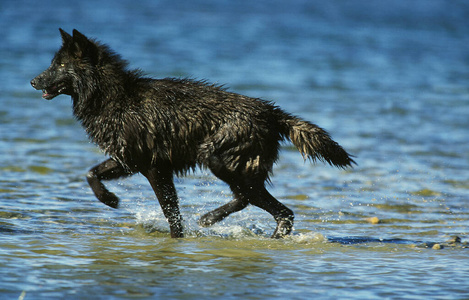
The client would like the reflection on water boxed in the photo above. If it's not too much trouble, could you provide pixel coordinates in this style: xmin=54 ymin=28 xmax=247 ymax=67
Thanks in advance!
xmin=1 ymin=0 xmax=469 ymax=299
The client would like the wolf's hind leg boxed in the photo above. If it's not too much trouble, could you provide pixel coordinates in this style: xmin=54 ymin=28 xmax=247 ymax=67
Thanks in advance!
xmin=86 ymin=158 xmax=132 ymax=208
xmin=198 ymin=196 xmax=249 ymax=227
xmin=237 ymin=183 xmax=294 ymax=239
xmin=198 ymin=166 xmax=250 ymax=227
xmin=198 ymin=180 xmax=293 ymax=238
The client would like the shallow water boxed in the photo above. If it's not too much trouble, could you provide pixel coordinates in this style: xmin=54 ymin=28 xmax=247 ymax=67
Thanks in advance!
xmin=1 ymin=0 xmax=469 ymax=299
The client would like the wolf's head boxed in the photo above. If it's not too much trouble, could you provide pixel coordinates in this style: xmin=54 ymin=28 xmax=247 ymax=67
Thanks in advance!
xmin=31 ymin=29 xmax=102 ymax=100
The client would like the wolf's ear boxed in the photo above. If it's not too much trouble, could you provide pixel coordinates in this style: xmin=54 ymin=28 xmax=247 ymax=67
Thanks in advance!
xmin=72 ymin=29 xmax=89 ymax=46
xmin=59 ymin=28 xmax=72 ymax=45
xmin=71 ymin=29 xmax=99 ymax=62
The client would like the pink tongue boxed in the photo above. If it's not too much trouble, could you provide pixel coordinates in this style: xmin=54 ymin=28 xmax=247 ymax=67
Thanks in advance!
xmin=42 ymin=90 xmax=52 ymax=99
xmin=42 ymin=87 xmax=52 ymax=96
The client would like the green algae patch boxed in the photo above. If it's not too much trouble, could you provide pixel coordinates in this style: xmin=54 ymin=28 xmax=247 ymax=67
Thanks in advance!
xmin=411 ymin=189 xmax=441 ymax=197
xmin=28 ymin=165 xmax=53 ymax=175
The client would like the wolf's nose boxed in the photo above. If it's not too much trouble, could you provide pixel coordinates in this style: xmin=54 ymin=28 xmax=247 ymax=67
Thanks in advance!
xmin=30 ymin=79 xmax=37 ymax=88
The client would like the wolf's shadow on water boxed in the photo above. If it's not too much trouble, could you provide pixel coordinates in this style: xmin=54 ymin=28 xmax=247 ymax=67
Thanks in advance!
xmin=327 ymin=235 xmax=466 ymax=249
xmin=328 ymin=236 xmax=413 ymax=245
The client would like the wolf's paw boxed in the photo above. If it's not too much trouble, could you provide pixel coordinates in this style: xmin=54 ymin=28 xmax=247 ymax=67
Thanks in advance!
xmin=98 ymin=192 xmax=120 ymax=209
xmin=271 ymin=218 xmax=294 ymax=239
xmin=198 ymin=213 xmax=218 ymax=227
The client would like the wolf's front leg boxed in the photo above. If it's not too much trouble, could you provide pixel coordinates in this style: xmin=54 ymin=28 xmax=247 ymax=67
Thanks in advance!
xmin=86 ymin=158 xmax=132 ymax=208
xmin=142 ymin=166 xmax=184 ymax=238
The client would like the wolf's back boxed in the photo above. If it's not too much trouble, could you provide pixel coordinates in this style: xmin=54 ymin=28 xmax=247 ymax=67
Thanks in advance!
xmin=278 ymin=113 xmax=355 ymax=168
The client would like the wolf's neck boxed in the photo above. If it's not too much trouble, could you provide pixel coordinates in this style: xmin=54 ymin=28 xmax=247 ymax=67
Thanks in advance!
xmin=71 ymin=67 xmax=142 ymax=120
xmin=71 ymin=67 xmax=146 ymax=159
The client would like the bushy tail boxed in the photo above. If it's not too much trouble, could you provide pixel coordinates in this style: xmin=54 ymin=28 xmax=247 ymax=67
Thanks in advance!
xmin=280 ymin=114 xmax=356 ymax=169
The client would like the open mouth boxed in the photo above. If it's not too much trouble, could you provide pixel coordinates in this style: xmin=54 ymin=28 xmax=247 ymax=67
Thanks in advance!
xmin=42 ymin=83 xmax=67 ymax=100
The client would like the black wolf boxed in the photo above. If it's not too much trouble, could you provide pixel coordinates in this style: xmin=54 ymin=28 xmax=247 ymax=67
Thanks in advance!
xmin=31 ymin=29 xmax=355 ymax=238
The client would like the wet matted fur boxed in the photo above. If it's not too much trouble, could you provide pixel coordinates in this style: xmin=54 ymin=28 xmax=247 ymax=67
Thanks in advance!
xmin=31 ymin=29 xmax=355 ymax=238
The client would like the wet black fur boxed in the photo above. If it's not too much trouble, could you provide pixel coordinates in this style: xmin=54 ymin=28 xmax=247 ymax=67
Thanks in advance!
xmin=31 ymin=29 xmax=355 ymax=238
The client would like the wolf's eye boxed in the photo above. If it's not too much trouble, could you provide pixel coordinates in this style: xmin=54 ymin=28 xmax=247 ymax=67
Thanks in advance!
xmin=60 ymin=63 xmax=66 ymax=68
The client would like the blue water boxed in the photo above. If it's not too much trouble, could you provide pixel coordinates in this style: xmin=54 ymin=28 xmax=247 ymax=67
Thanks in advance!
xmin=1 ymin=0 xmax=469 ymax=299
